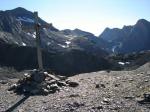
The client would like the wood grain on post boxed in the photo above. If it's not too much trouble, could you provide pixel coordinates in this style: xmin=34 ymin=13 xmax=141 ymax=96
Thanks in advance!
xmin=34 ymin=12 xmax=43 ymax=70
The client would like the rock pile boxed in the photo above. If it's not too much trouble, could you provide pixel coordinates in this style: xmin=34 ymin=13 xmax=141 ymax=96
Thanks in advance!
xmin=8 ymin=69 xmax=79 ymax=95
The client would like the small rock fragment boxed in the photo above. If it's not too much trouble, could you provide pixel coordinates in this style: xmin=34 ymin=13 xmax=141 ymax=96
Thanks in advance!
xmin=47 ymin=74 xmax=59 ymax=81
xmin=100 ymin=84 xmax=106 ymax=88
xmin=43 ymin=88 xmax=49 ymax=94
xmin=43 ymin=71 xmax=48 ymax=76
xmin=69 ymin=94 xmax=80 ymax=97
xmin=72 ymin=102 xmax=84 ymax=107
xmin=124 ymin=96 xmax=135 ymax=99
xmin=95 ymin=84 xmax=100 ymax=88
xmin=24 ymin=73 xmax=30 ymax=77
xmin=47 ymin=79 xmax=57 ymax=85
xmin=114 ymin=83 xmax=120 ymax=87
xmin=129 ymin=79 xmax=133 ymax=81
xmin=92 ymin=105 xmax=103 ymax=110
xmin=97 ymin=105 xmax=103 ymax=109
xmin=0 ymin=80 xmax=8 ymax=84
xmin=144 ymin=80 xmax=148 ymax=82
xmin=66 ymin=80 xmax=79 ymax=87
xmin=51 ymin=83 xmax=59 ymax=88
xmin=143 ymin=93 xmax=150 ymax=101
xmin=101 ymin=98 xmax=110 ymax=105
xmin=96 ymin=83 xmax=105 ymax=88
xmin=137 ymin=74 xmax=141 ymax=76
xmin=8 ymin=84 xmax=17 ymax=91
xmin=57 ymin=75 xmax=67 ymax=80
xmin=18 ymin=109 xmax=24 ymax=112
xmin=57 ymin=81 xmax=67 ymax=87
xmin=147 ymin=71 xmax=150 ymax=75
xmin=47 ymin=85 xmax=51 ymax=89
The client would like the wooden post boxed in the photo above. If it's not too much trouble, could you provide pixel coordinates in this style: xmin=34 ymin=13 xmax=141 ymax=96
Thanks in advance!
xmin=34 ymin=12 xmax=43 ymax=70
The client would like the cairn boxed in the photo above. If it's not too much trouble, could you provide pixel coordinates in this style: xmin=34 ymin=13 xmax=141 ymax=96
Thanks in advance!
xmin=8 ymin=69 xmax=79 ymax=95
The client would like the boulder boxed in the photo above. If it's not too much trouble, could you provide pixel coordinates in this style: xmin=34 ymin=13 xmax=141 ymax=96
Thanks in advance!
xmin=50 ymin=83 xmax=59 ymax=91
xmin=57 ymin=81 xmax=67 ymax=87
xmin=8 ymin=84 xmax=17 ymax=91
xmin=66 ymin=80 xmax=79 ymax=87
xmin=144 ymin=93 xmax=150 ymax=101
xmin=95 ymin=84 xmax=100 ymax=88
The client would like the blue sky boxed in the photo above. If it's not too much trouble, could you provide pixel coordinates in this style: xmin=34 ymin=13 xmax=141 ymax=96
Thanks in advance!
xmin=1 ymin=0 xmax=150 ymax=35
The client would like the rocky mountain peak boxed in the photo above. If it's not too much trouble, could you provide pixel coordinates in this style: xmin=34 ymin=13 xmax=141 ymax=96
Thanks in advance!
xmin=6 ymin=7 xmax=33 ymax=18
xmin=99 ymin=19 xmax=150 ymax=53
xmin=104 ymin=27 xmax=111 ymax=31
xmin=136 ymin=19 xmax=149 ymax=25
xmin=10 ymin=7 xmax=29 ymax=12
xmin=4 ymin=7 xmax=59 ymax=32
xmin=73 ymin=28 xmax=94 ymax=37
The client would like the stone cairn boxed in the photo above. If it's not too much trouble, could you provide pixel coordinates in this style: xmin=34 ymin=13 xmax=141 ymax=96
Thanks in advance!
xmin=8 ymin=70 xmax=79 ymax=95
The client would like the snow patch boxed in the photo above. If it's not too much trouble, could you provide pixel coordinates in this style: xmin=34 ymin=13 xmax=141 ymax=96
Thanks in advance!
xmin=65 ymin=41 xmax=71 ymax=45
xmin=112 ymin=46 xmax=117 ymax=53
xmin=65 ymin=35 xmax=69 ymax=38
xmin=58 ymin=41 xmax=71 ymax=48
xmin=118 ymin=62 xmax=130 ymax=65
xmin=32 ymin=34 xmax=36 ymax=38
xmin=43 ymin=28 xmax=47 ymax=31
xmin=72 ymin=35 xmax=77 ymax=38
xmin=65 ymin=41 xmax=71 ymax=48
xmin=118 ymin=62 xmax=125 ymax=65
xmin=16 ymin=17 xmax=34 ymax=23
xmin=15 ymin=42 xmax=19 ymax=45
xmin=22 ymin=42 xmax=26 ymax=46
xmin=112 ymin=43 xmax=122 ymax=53
xmin=47 ymin=42 xmax=51 ymax=46
xmin=65 ymin=35 xmax=77 ymax=38
xmin=125 ymin=62 xmax=130 ymax=64
xmin=27 ymin=32 xmax=36 ymax=38
xmin=58 ymin=44 xmax=67 ymax=48
xmin=27 ymin=32 xmax=31 ymax=35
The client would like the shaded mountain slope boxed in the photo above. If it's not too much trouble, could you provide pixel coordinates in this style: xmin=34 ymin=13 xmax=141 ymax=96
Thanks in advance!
xmin=99 ymin=19 xmax=150 ymax=53
xmin=0 ymin=43 xmax=111 ymax=75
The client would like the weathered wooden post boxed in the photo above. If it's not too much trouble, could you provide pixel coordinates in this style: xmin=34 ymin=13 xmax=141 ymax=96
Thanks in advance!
xmin=34 ymin=12 xmax=43 ymax=70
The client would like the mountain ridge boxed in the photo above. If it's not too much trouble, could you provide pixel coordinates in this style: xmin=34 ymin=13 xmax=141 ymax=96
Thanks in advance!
xmin=99 ymin=19 xmax=150 ymax=53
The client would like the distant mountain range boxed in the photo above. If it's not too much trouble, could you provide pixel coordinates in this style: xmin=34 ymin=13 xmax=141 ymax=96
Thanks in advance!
xmin=0 ymin=7 xmax=150 ymax=74
xmin=0 ymin=7 xmax=108 ymax=53
xmin=99 ymin=19 xmax=150 ymax=53
xmin=0 ymin=7 xmax=110 ymax=74
xmin=1 ymin=7 xmax=150 ymax=54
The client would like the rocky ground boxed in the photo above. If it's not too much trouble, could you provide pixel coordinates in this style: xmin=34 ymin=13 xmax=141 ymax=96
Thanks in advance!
xmin=0 ymin=63 xmax=150 ymax=112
